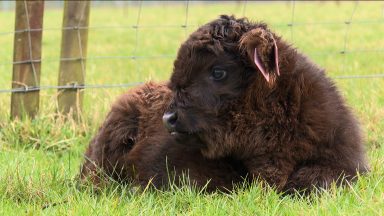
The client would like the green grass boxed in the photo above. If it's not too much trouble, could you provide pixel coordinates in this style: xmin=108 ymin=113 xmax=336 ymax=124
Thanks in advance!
xmin=1 ymin=1 xmax=384 ymax=215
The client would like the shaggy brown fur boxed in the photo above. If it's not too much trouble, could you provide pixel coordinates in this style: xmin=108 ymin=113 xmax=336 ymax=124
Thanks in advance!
xmin=163 ymin=15 xmax=369 ymax=193
xmin=81 ymin=82 xmax=247 ymax=192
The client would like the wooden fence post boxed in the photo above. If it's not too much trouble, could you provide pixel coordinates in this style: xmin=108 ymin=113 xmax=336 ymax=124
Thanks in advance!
xmin=11 ymin=0 xmax=44 ymax=119
xmin=57 ymin=1 xmax=90 ymax=118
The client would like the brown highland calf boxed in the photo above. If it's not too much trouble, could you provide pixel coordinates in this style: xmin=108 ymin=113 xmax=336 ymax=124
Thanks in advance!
xmin=82 ymin=15 xmax=368 ymax=194
xmin=81 ymin=82 xmax=247 ymax=192
xmin=163 ymin=15 xmax=368 ymax=193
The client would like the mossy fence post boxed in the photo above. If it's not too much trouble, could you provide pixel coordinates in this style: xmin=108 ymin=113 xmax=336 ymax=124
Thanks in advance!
xmin=11 ymin=0 xmax=44 ymax=119
xmin=57 ymin=1 xmax=90 ymax=119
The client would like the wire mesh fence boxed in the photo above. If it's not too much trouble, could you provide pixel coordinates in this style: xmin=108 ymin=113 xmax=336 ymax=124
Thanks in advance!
xmin=0 ymin=1 xmax=383 ymax=118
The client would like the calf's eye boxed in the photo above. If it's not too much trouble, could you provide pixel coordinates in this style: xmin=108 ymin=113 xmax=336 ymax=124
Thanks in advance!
xmin=210 ymin=68 xmax=227 ymax=81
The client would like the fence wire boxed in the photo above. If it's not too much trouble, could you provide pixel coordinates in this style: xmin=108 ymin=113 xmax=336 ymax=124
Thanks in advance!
xmin=1 ymin=1 xmax=384 ymax=94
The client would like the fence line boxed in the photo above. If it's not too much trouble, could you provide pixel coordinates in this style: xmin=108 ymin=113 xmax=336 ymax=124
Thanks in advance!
xmin=342 ymin=2 xmax=358 ymax=73
xmin=133 ymin=0 xmax=143 ymax=80
xmin=289 ymin=1 xmax=295 ymax=41
xmin=0 ymin=82 xmax=144 ymax=94
xmin=57 ymin=1 xmax=90 ymax=117
xmin=10 ymin=0 xmax=44 ymax=119
xmin=1 ymin=19 xmax=384 ymax=37
xmin=2 ymin=47 xmax=384 ymax=67
xmin=184 ymin=0 xmax=189 ymax=37
xmin=2 ymin=72 xmax=384 ymax=94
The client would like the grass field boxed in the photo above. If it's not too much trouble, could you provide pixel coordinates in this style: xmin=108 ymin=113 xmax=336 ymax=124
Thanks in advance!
xmin=1 ymin=1 xmax=384 ymax=215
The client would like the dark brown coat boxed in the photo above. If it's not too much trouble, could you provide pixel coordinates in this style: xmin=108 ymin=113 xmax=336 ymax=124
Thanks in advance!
xmin=163 ymin=15 xmax=369 ymax=193
xmin=81 ymin=82 xmax=247 ymax=192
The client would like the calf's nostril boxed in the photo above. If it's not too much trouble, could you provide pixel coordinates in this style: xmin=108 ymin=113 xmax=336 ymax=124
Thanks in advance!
xmin=168 ymin=113 xmax=177 ymax=125
xmin=162 ymin=112 xmax=178 ymax=130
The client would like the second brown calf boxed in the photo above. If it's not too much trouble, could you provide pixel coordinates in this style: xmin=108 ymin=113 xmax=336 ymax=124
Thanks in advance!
xmin=81 ymin=82 xmax=247 ymax=192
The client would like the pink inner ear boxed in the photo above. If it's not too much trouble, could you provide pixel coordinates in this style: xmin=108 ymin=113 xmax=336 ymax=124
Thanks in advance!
xmin=272 ymin=38 xmax=280 ymax=76
xmin=254 ymin=48 xmax=270 ymax=82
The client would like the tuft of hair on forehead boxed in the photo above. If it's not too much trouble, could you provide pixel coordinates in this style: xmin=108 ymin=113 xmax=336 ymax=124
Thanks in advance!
xmin=209 ymin=15 xmax=250 ymax=41
xmin=186 ymin=15 xmax=269 ymax=53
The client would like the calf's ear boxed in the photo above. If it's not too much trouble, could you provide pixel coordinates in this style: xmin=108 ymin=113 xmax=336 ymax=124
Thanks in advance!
xmin=239 ymin=28 xmax=280 ymax=84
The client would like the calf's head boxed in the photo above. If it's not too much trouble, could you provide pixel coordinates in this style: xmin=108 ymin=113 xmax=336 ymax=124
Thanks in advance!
xmin=163 ymin=15 xmax=280 ymax=145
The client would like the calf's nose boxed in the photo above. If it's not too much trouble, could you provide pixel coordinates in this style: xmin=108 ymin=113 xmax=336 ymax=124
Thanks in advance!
xmin=162 ymin=111 xmax=178 ymax=131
